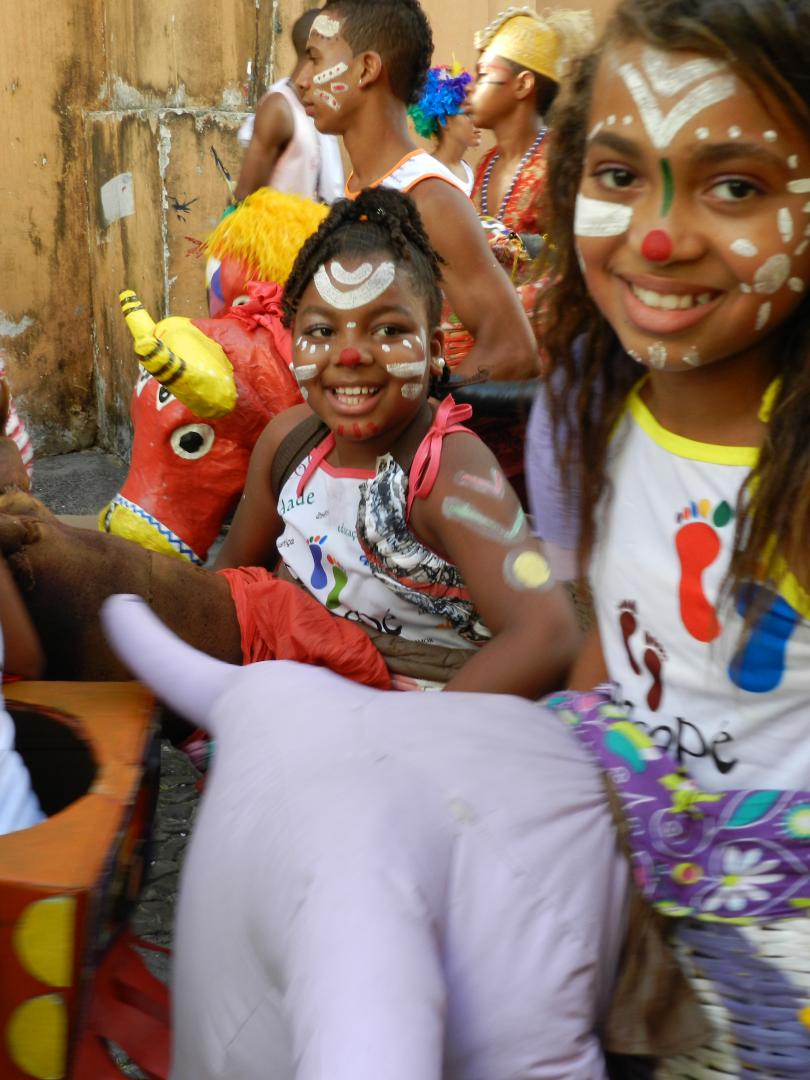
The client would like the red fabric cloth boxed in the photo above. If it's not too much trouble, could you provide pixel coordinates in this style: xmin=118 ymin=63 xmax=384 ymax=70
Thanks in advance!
xmin=212 ymin=280 xmax=293 ymax=369
xmin=218 ymin=566 xmax=392 ymax=690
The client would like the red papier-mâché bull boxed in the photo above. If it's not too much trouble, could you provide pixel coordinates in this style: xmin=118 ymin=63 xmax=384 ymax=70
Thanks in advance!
xmin=99 ymin=188 xmax=329 ymax=564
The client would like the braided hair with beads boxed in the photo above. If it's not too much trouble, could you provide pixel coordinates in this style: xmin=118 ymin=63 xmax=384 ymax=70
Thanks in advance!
xmin=282 ymin=187 xmax=445 ymax=331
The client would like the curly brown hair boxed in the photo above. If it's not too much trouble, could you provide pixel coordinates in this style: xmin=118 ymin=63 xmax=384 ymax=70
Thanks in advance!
xmin=543 ymin=0 xmax=810 ymax=599
xmin=322 ymin=0 xmax=433 ymax=105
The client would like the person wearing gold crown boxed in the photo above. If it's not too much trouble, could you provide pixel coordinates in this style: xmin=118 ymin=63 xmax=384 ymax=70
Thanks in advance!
xmin=470 ymin=7 xmax=594 ymax=249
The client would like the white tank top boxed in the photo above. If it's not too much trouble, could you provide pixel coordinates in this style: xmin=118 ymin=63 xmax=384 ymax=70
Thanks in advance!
xmin=276 ymin=452 xmax=476 ymax=648
xmin=592 ymin=385 xmax=810 ymax=791
xmin=346 ymin=149 xmax=469 ymax=199
xmin=238 ymin=79 xmax=344 ymax=203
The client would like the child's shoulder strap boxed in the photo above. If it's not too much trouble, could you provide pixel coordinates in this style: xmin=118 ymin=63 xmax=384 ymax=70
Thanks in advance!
xmin=271 ymin=413 xmax=330 ymax=500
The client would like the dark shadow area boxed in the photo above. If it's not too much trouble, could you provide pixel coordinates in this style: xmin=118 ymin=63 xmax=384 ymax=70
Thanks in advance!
xmin=10 ymin=703 xmax=97 ymax=816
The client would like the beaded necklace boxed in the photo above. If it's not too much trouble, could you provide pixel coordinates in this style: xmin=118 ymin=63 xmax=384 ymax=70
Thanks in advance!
xmin=480 ymin=128 xmax=546 ymax=222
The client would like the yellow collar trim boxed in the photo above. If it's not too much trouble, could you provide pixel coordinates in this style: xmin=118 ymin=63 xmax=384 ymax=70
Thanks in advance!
xmin=626 ymin=384 xmax=759 ymax=467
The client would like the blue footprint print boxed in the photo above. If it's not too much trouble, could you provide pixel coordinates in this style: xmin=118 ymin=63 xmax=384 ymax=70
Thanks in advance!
xmin=728 ymin=584 xmax=800 ymax=693
xmin=307 ymin=535 xmax=329 ymax=589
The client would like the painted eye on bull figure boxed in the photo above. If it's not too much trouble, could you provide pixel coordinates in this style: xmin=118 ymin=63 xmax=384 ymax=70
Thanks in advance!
xmin=156 ymin=385 xmax=176 ymax=411
xmin=170 ymin=422 xmax=215 ymax=460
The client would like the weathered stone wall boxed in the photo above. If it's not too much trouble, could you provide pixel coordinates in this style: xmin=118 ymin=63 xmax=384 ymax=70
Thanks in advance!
xmin=0 ymin=0 xmax=613 ymax=457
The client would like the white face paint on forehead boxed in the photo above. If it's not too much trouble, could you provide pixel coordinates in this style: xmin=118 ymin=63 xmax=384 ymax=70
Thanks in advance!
xmin=618 ymin=48 xmax=736 ymax=150
xmin=313 ymin=260 xmax=397 ymax=310
xmin=311 ymin=13 xmax=341 ymax=38
xmin=331 ymin=260 xmax=373 ymax=285
xmin=574 ymin=194 xmax=633 ymax=237
xmin=313 ymin=62 xmax=349 ymax=85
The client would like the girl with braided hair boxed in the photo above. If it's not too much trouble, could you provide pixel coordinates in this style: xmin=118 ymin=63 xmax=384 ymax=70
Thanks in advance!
xmin=214 ymin=186 xmax=578 ymax=694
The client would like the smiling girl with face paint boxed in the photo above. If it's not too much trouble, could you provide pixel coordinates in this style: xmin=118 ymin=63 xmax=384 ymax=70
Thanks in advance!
xmin=215 ymin=187 xmax=578 ymax=697
xmin=526 ymin=0 xmax=810 ymax=1072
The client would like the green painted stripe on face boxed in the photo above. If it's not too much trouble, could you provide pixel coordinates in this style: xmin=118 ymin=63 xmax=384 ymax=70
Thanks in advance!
xmin=660 ymin=158 xmax=674 ymax=217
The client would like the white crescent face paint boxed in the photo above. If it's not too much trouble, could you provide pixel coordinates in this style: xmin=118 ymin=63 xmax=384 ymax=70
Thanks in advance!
xmin=331 ymin=260 xmax=373 ymax=286
xmin=313 ymin=261 xmax=396 ymax=310
xmin=574 ymin=195 xmax=633 ymax=237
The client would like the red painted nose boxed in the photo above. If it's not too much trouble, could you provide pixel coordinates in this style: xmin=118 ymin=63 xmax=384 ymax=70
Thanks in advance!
xmin=641 ymin=229 xmax=673 ymax=262
xmin=338 ymin=347 xmax=362 ymax=366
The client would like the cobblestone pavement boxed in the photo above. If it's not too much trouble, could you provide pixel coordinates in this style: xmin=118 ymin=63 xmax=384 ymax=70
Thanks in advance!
xmin=36 ymin=450 xmax=201 ymax=1075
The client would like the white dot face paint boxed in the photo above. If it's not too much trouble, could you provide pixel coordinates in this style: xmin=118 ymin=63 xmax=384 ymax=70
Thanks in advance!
xmin=381 ymin=344 xmax=390 ymax=353
xmin=622 ymin=115 xmax=633 ymax=126
xmin=648 ymin=342 xmax=668 ymax=368
xmin=574 ymin=194 xmax=633 ymax=237
xmin=753 ymin=253 xmax=791 ymax=294
xmin=696 ymin=127 xmax=710 ymax=140
xmin=347 ymin=322 xmax=356 ymax=329
xmin=400 ymin=383 xmax=423 ymax=400
xmin=313 ymin=62 xmax=348 ymax=85
xmin=788 ymin=277 xmax=805 ymax=292
xmin=764 ymin=130 xmax=778 ymax=142
xmin=618 ymin=48 xmax=735 ymax=150
xmin=402 ymin=339 xmax=413 ymax=349
xmin=386 ymin=360 xmax=427 ymax=379
xmin=313 ymin=260 xmax=396 ymax=310
xmin=730 ymin=239 xmax=758 ymax=257
xmin=607 ymin=114 xmax=616 ymax=125
xmin=755 ymin=301 xmax=772 ymax=330
xmin=682 ymin=347 xmax=701 ymax=367
xmin=789 ymin=155 xmax=799 ymax=169
xmin=294 ymin=364 xmax=318 ymax=383
xmin=778 ymin=208 xmax=795 ymax=244
xmin=728 ymin=125 xmax=742 ymax=139
xmin=787 ymin=179 xmax=810 ymax=194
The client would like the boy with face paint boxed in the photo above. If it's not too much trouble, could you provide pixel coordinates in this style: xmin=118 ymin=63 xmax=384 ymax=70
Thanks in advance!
xmin=235 ymin=8 xmax=344 ymax=204
xmin=470 ymin=8 xmax=593 ymax=250
xmin=296 ymin=0 xmax=539 ymax=381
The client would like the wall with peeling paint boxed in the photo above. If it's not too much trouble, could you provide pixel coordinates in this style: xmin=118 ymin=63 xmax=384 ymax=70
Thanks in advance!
xmin=0 ymin=0 xmax=293 ymax=456
xmin=0 ymin=0 xmax=612 ymax=457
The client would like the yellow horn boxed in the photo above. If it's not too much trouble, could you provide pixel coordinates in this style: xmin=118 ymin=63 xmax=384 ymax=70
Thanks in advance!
xmin=119 ymin=290 xmax=237 ymax=419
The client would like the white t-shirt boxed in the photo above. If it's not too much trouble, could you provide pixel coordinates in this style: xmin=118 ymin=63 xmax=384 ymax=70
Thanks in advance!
xmin=591 ymin=385 xmax=810 ymax=792
xmin=0 ymin=632 xmax=44 ymax=835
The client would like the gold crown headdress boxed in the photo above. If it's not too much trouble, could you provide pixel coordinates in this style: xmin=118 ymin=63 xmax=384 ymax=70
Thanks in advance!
xmin=474 ymin=6 xmax=594 ymax=83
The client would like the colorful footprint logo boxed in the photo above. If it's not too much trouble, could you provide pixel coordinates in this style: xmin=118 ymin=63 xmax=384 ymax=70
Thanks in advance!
xmin=307 ymin=535 xmax=328 ymax=589
xmin=617 ymin=600 xmax=667 ymax=711
xmin=674 ymin=500 xmax=733 ymax=643
xmin=728 ymin=584 xmax=800 ymax=694
xmin=326 ymin=554 xmax=348 ymax=610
